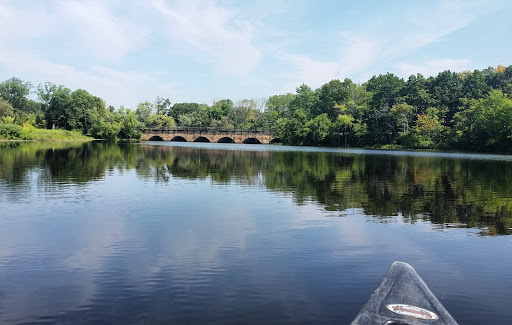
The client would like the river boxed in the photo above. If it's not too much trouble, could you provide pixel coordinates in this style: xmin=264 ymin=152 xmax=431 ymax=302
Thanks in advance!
xmin=0 ymin=141 xmax=511 ymax=324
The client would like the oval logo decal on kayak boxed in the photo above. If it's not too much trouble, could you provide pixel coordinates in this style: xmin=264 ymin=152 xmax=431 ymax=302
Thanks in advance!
xmin=386 ymin=304 xmax=438 ymax=320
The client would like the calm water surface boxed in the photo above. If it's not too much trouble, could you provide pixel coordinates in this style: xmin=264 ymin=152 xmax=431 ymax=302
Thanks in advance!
xmin=0 ymin=141 xmax=511 ymax=324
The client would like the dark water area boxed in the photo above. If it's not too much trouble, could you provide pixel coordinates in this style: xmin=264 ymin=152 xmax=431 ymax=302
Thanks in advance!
xmin=0 ymin=141 xmax=511 ymax=324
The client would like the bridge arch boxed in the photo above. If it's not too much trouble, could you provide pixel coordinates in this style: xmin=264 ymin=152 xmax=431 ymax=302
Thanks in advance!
xmin=148 ymin=135 xmax=164 ymax=141
xmin=242 ymin=138 xmax=262 ymax=144
xmin=217 ymin=137 xmax=235 ymax=143
xmin=269 ymin=138 xmax=282 ymax=144
xmin=170 ymin=136 xmax=187 ymax=142
xmin=194 ymin=136 xmax=211 ymax=142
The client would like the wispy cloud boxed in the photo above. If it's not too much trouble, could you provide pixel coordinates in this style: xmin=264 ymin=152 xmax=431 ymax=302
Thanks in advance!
xmin=0 ymin=2 xmax=53 ymax=41
xmin=56 ymin=1 xmax=149 ymax=61
xmin=149 ymin=0 xmax=261 ymax=77
xmin=0 ymin=1 xmax=147 ymax=62
xmin=390 ymin=1 xmax=480 ymax=55
xmin=279 ymin=33 xmax=380 ymax=91
xmin=278 ymin=0 xmax=493 ymax=90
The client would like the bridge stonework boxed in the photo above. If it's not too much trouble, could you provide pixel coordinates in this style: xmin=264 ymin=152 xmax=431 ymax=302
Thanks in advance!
xmin=141 ymin=128 xmax=278 ymax=144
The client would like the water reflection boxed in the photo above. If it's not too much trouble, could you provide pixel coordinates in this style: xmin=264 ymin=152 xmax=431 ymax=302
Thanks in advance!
xmin=1 ymin=142 xmax=512 ymax=324
xmin=1 ymin=141 xmax=511 ymax=236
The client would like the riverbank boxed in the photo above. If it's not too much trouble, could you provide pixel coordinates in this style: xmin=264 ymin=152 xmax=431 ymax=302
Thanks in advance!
xmin=0 ymin=124 xmax=92 ymax=141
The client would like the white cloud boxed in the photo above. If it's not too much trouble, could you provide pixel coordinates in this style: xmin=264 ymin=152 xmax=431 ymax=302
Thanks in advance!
xmin=280 ymin=34 xmax=381 ymax=91
xmin=393 ymin=1 xmax=479 ymax=54
xmin=0 ymin=2 xmax=53 ymax=41
xmin=149 ymin=0 xmax=261 ymax=77
xmin=55 ymin=1 xmax=149 ymax=61
xmin=0 ymin=1 xmax=147 ymax=62
xmin=281 ymin=54 xmax=338 ymax=91
xmin=396 ymin=59 xmax=472 ymax=78
xmin=335 ymin=34 xmax=381 ymax=77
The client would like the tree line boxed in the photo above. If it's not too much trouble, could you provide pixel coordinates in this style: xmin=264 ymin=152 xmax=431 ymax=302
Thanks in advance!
xmin=1 ymin=64 xmax=511 ymax=151
xmin=267 ymin=65 xmax=512 ymax=152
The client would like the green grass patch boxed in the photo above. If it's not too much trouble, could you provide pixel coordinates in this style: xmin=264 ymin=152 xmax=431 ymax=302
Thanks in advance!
xmin=0 ymin=124 xmax=92 ymax=141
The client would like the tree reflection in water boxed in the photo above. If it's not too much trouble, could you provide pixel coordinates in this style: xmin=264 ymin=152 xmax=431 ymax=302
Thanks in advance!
xmin=1 ymin=141 xmax=511 ymax=236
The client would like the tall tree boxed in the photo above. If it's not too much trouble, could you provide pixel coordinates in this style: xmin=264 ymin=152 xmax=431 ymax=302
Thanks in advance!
xmin=278 ymin=109 xmax=310 ymax=145
xmin=314 ymin=79 xmax=349 ymax=120
xmin=264 ymin=93 xmax=295 ymax=128
xmin=46 ymin=86 xmax=72 ymax=129
xmin=390 ymin=102 xmax=414 ymax=134
xmin=0 ymin=97 xmax=14 ymax=119
xmin=0 ymin=77 xmax=32 ymax=110
xmin=365 ymin=73 xmax=405 ymax=144
xmin=305 ymin=113 xmax=332 ymax=145
xmin=485 ymin=65 xmax=512 ymax=95
xmin=117 ymin=108 xmax=143 ymax=139
xmin=289 ymin=84 xmax=318 ymax=116
xmin=402 ymin=74 xmax=433 ymax=114
xmin=155 ymin=97 xmax=172 ymax=116
xmin=231 ymin=99 xmax=254 ymax=129
xmin=136 ymin=102 xmax=154 ymax=127
xmin=69 ymin=89 xmax=103 ymax=133
xmin=453 ymin=90 xmax=512 ymax=152
xmin=428 ymin=70 xmax=463 ymax=123
xmin=412 ymin=107 xmax=445 ymax=149
xmin=461 ymin=70 xmax=491 ymax=100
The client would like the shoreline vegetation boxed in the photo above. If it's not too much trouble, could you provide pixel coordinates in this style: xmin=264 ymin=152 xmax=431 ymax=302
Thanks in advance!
xmin=0 ymin=124 xmax=91 ymax=141
xmin=1 ymin=64 xmax=511 ymax=152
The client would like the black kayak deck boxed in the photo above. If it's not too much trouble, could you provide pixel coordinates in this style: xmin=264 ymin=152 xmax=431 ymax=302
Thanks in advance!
xmin=351 ymin=261 xmax=458 ymax=325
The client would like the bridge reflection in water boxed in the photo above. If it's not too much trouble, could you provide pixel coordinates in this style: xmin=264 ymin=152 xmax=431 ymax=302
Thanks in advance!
xmin=141 ymin=128 xmax=281 ymax=144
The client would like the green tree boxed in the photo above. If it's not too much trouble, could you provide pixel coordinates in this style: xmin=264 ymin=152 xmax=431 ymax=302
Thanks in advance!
xmin=153 ymin=114 xmax=176 ymax=128
xmin=155 ymin=97 xmax=172 ymax=116
xmin=264 ymin=93 xmax=295 ymax=128
xmin=365 ymin=73 xmax=406 ymax=144
xmin=461 ymin=69 xmax=491 ymax=100
xmin=289 ymin=84 xmax=318 ymax=116
xmin=0 ymin=97 xmax=14 ymax=119
xmin=332 ymin=113 xmax=354 ymax=146
xmin=314 ymin=79 xmax=349 ymax=120
xmin=402 ymin=74 xmax=433 ymax=114
xmin=0 ymin=77 xmax=32 ymax=110
xmin=278 ymin=108 xmax=310 ymax=145
xmin=485 ymin=65 xmax=512 ymax=96
xmin=305 ymin=113 xmax=332 ymax=145
xmin=37 ymin=82 xmax=61 ymax=106
xmin=88 ymin=109 xmax=121 ymax=140
xmin=231 ymin=99 xmax=256 ymax=129
xmin=453 ymin=90 xmax=512 ymax=152
xmin=170 ymin=103 xmax=199 ymax=121
xmin=136 ymin=102 xmax=154 ymax=127
xmin=68 ymin=89 xmax=104 ymax=133
xmin=428 ymin=70 xmax=463 ymax=123
xmin=390 ymin=102 xmax=415 ymax=134
xmin=412 ymin=108 xmax=445 ymax=149
xmin=117 ymin=108 xmax=143 ymax=140
xmin=46 ymin=86 xmax=72 ymax=129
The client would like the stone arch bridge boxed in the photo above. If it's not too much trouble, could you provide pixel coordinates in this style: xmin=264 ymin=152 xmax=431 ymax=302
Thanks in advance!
xmin=141 ymin=128 xmax=280 ymax=144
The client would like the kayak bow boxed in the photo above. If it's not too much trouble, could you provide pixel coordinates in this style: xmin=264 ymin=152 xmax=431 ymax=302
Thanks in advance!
xmin=351 ymin=261 xmax=458 ymax=325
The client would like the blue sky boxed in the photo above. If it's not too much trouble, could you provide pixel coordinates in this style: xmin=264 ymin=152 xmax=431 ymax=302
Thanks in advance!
xmin=0 ymin=0 xmax=510 ymax=108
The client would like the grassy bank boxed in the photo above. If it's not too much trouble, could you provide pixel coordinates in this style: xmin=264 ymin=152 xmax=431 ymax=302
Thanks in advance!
xmin=0 ymin=124 xmax=92 ymax=141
